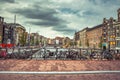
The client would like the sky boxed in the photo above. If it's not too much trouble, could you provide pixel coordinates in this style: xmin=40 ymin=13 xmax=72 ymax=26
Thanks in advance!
xmin=0 ymin=0 xmax=120 ymax=39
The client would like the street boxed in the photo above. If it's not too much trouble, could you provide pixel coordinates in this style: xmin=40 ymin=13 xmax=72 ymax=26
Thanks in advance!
xmin=0 ymin=60 xmax=120 ymax=80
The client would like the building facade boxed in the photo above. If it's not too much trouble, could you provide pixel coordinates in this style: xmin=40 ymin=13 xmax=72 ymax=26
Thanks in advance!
xmin=7 ymin=23 xmax=26 ymax=46
xmin=115 ymin=8 xmax=120 ymax=49
xmin=102 ymin=8 xmax=120 ymax=50
xmin=55 ymin=37 xmax=64 ymax=45
xmin=62 ymin=37 xmax=72 ymax=48
xmin=74 ymin=31 xmax=80 ymax=47
xmin=115 ymin=21 xmax=120 ymax=49
xmin=102 ymin=18 xmax=116 ymax=49
xmin=79 ymin=27 xmax=89 ymax=48
xmin=74 ymin=27 xmax=89 ymax=48
xmin=0 ymin=17 xmax=4 ymax=44
xmin=87 ymin=24 xmax=103 ymax=49
xmin=0 ymin=17 xmax=16 ymax=44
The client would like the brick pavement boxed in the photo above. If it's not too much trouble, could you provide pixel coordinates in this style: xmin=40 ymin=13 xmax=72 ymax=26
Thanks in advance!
xmin=0 ymin=60 xmax=120 ymax=80
xmin=0 ymin=60 xmax=120 ymax=71
xmin=0 ymin=74 xmax=120 ymax=80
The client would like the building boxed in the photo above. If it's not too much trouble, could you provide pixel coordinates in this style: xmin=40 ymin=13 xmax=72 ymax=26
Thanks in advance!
xmin=87 ymin=24 xmax=103 ymax=49
xmin=80 ymin=27 xmax=89 ymax=48
xmin=55 ymin=37 xmax=64 ymax=45
xmin=47 ymin=38 xmax=55 ymax=45
xmin=74 ymin=31 xmax=80 ymax=47
xmin=0 ymin=17 xmax=16 ymax=44
xmin=79 ymin=27 xmax=89 ymax=48
xmin=30 ymin=33 xmax=38 ymax=46
xmin=102 ymin=8 xmax=120 ymax=50
xmin=74 ymin=27 xmax=89 ymax=48
xmin=7 ymin=23 xmax=26 ymax=46
xmin=116 ymin=9 xmax=120 ymax=49
xmin=0 ymin=16 xmax=4 ymax=44
xmin=2 ymin=23 xmax=9 ymax=44
xmin=63 ymin=37 xmax=71 ymax=48
xmin=115 ymin=21 xmax=120 ymax=49
xmin=102 ymin=17 xmax=116 ymax=49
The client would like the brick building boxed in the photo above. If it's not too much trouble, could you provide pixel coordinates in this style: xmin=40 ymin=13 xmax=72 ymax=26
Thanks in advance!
xmin=87 ymin=24 xmax=103 ymax=49
xmin=79 ymin=27 xmax=89 ymax=48
xmin=74 ymin=27 xmax=89 ymax=48
xmin=0 ymin=17 xmax=16 ymax=44
xmin=8 ymin=23 xmax=26 ymax=46
xmin=116 ymin=9 xmax=120 ymax=49
xmin=74 ymin=31 xmax=80 ymax=47
xmin=102 ymin=8 xmax=120 ymax=50
xmin=0 ymin=16 xmax=4 ymax=44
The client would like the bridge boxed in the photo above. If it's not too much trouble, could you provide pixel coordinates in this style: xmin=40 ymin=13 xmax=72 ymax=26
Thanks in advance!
xmin=0 ymin=47 xmax=120 ymax=60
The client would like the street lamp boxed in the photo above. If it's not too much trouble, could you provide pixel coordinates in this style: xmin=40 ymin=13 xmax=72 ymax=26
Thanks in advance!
xmin=28 ymin=27 xmax=31 ymax=47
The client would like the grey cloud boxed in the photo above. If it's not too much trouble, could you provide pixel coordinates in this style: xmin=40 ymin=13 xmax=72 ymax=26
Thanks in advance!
xmin=8 ymin=1 xmax=76 ymax=36
xmin=10 ymin=4 xmax=65 ymax=26
xmin=0 ymin=0 xmax=15 ymax=3
xmin=83 ymin=10 xmax=100 ymax=16
xmin=59 ymin=8 xmax=79 ymax=14
xmin=52 ymin=25 xmax=76 ymax=34
xmin=89 ymin=0 xmax=120 ymax=5
xmin=11 ymin=7 xmax=57 ymax=20
xmin=27 ymin=20 xmax=61 ymax=26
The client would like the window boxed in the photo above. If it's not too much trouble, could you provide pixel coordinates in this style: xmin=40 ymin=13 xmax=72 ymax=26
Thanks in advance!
xmin=116 ymin=40 xmax=120 ymax=47
xmin=117 ymin=33 xmax=120 ymax=37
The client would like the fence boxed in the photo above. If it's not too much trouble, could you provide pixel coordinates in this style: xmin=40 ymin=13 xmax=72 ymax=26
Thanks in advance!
xmin=31 ymin=48 xmax=120 ymax=60
xmin=0 ymin=47 xmax=120 ymax=60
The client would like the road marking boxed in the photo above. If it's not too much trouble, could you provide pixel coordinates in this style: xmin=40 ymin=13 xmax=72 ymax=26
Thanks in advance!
xmin=0 ymin=71 xmax=120 ymax=75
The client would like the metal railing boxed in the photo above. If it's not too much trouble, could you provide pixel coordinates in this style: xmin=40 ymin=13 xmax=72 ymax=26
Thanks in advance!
xmin=0 ymin=47 xmax=120 ymax=60
xmin=0 ymin=47 xmax=40 ymax=59
xmin=31 ymin=48 xmax=120 ymax=60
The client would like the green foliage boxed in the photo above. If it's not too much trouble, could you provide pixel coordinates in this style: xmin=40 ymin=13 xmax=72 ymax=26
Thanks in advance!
xmin=36 ymin=39 xmax=39 ymax=45
xmin=19 ymin=33 xmax=26 ymax=46
xmin=99 ymin=37 xmax=102 ymax=48
xmin=70 ymin=42 xmax=73 ymax=46
xmin=86 ymin=39 xmax=89 ymax=47
xmin=79 ymin=40 xmax=81 ymax=47
xmin=74 ymin=41 xmax=77 ymax=46
xmin=30 ymin=36 xmax=34 ymax=46
xmin=99 ymin=41 xmax=102 ymax=48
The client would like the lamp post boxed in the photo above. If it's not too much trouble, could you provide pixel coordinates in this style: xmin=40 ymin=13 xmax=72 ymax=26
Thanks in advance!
xmin=28 ymin=27 xmax=31 ymax=47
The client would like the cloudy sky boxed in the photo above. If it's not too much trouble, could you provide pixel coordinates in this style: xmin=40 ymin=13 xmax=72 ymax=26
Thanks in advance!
xmin=0 ymin=0 xmax=120 ymax=38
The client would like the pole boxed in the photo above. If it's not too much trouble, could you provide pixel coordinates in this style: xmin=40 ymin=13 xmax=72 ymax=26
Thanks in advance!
xmin=29 ymin=27 xmax=31 ymax=47
xmin=13 ymin=15 xmax=16 ymax=45
xmin=14 ymin=15 xmax=16 ymax=24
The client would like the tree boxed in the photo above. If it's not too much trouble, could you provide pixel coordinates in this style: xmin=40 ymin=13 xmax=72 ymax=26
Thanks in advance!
xmin=19 ymin=33 xmax=26 ymax=46
xmin=74 ymin=41 xmax=77 ymax=46
xmin=86 ymin=39 xmax=89 ymax=48
xmin=79 ymin=40 xmax=81 ymax=47
xmin=36 ymin=39 xmax=39 ymax=45
xmin=70 ymin=41 xmax=74 ymax=46
xmin=30 ymin=36 xmax=34 ymax=46
xmin=99 ymin=37 xmax=102 ymax=49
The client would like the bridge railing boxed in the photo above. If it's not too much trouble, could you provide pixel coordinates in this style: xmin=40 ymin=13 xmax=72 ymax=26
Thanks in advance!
xmin=0 ymin=47 xmax=40 ymax=59
xmin=0 ymin=47 xmax=120 ymax=60
xmin=31 ymin=48 xmax=120 ymax=60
